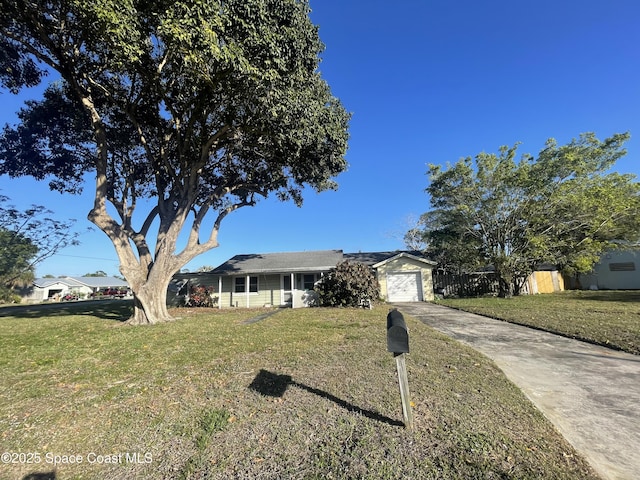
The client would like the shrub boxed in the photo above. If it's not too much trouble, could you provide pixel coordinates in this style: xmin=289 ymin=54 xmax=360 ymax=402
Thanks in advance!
xmin=314 ymin=261 xmax=380 ymax=307
xmin=186 ymin=285 xmax=215 ymax=307
xmin=0 ymin=285 xmax=22 ymax=304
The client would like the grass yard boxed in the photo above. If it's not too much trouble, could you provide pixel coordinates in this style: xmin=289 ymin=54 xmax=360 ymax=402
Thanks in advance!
xmin=0 ymin=302 xmax=600 ymax=479
xmin=437 ymin=290 xmax=640 ymax=355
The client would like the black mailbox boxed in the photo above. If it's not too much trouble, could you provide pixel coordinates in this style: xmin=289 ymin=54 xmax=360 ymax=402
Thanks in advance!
xmin=387 ymin=309 xmax=409 ymax=354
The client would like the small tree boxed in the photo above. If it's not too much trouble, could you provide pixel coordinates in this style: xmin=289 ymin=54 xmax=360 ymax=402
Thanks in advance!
xmin=83 ymin=270 xmax=108 ymax=277
xmin=0 ymin=194 xmax=80 ymax=301
xmin=0 ymin=228 xmax=36 ymax=302
xmin=314 ymin=261 xmax=380 ymax=308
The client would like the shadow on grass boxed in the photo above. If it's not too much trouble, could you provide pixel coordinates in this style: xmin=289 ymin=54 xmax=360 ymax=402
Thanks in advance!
xmin=22 ymin=472 xmax=56 ymax=480
xmin=242 ymin=309 xmax=285 ymax=325
xmin=0 ymin=299 xmax=132 ymax=322
xmin=249 ymin=369 xmax=404 ymax=428
xmin=574 ymin=290 xmax=640 ymax=303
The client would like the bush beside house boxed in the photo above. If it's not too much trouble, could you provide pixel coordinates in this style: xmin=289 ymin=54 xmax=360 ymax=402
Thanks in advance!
xmin=313 ymin=261 xmax=380 ymax=307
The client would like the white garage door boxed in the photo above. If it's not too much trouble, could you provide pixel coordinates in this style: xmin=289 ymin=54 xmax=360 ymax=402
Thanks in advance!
xmin=387 ymin=272 xmax=423 ymax=302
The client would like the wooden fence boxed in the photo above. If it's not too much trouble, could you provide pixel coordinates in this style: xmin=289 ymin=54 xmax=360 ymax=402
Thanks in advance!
xmin=433 ymin=270 xmax=565 ymax=297
xmin=432 ymin=273 xmax=499 ymax=297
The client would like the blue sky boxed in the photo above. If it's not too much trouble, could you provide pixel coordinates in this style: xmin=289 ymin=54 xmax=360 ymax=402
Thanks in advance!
xmin=1 ymin=0 xmax=639 ymax=277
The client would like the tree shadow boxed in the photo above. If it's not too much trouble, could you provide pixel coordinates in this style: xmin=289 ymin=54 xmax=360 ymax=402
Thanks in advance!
xmin=248 ymin=369 xmax=404 ymax=427
xmin=0 ymin=299 xmax=132 ymax=322
xmin=210 ymin=254 xmax=265 ymax=274
xmin=574 ymin=290 xmax=640 ymax=303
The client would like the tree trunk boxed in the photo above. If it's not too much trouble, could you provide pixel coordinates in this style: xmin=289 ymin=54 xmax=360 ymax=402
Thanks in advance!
xmin=125 ymin=274 xmax=175 ymax=325
xmin=496 ymin=269 xmax=514 ymax=298
xmin=497 ymin=281 xmax=512 ymax=298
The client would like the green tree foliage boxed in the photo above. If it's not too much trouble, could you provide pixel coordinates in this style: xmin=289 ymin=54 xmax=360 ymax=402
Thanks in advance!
xmin=0 ymin=0 xmax=350 ymax=324
xmin=195 ymin=266 xmax=215 ymax=273
xmin=0 ymin=195 xmax=79 ymax=301
xmin=406 ymin=210 xmax=483 ymax=275
xmin=83 ymin=271 xmax=108 ymax=277
xmin=0 ymin=228 xmax=37 ymax=302
xmin=314 ymin=261 xmax=380 ymax=307
xmin=407 ymin=133 xmax=640 ymax=297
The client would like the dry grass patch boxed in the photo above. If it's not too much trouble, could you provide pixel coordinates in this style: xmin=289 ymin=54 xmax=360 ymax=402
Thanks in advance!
xmin=0 ymin=303 xmax=600 ymax=479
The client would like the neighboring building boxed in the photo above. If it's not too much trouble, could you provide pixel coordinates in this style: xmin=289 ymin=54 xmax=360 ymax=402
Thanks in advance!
xmin=21 ymin=276 xmax=130 ymax=303
xmin=170 ymin=250 xmax=436 ymax=308
xmin=576 ymin=249 xmax=640 ymax=290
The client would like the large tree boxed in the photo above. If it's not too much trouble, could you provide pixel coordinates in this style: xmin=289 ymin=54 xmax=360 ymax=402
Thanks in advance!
xmin=0 ymin=0 xmax=350 ymax=323
xmin=407 ymin=133 xmax=640 ymax=297
xmin=0 ymin=195 xmax=79 ymax=300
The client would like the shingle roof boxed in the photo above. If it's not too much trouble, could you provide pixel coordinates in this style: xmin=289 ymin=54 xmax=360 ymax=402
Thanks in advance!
xmin=371 ymin=251 xmax=437 ymax=268
xmin=209 ymin=249 xmax=435 ymax=275
xmin=210 ymin=250 xmax=344 ymax=275
xmin=344 ymin=251 xmax=426 ymax=266
xmin=67 ymin=276 xmax=129 ymax=288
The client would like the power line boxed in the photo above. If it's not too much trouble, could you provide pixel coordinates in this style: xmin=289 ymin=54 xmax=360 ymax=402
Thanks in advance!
xmin=54 ymin=254 xmax=119 ymax=262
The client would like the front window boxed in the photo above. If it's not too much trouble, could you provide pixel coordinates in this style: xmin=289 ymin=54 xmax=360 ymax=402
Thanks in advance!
xmin=249 ymin=276 xmax=258 ymax=293
xmin=235 ymin=276 xmax=258 ymax=293
xmin=303 ymin=274 xmax=316 ymax=291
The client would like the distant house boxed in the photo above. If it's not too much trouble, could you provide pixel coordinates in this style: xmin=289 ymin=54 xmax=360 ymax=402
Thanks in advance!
xmin=21 ymin=276 xmax=130 ymax=303
xmin=576 ymin=249 xmax=640 ymax=290
xmin=170 ymin=250 xmax=436 ymax=308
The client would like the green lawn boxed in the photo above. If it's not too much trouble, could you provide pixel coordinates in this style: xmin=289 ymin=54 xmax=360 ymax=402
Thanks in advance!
xmin=437 ymin=290 xmax=640 ymax=355
xmin=0 ymin=302 xmax=599 ymax=479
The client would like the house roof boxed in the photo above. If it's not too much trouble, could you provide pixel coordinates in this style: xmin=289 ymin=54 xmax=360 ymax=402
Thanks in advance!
xmin=209 ymin=249 xmax=435 ymax=276
xmin=66 ymin=276 xmax=129 ymax=288
xmin=32 ymin=276 xmax=129 ymax=289
xmin=33 ymin=278 xmax=84 ymax=288
xmin=344 ymin=250 xmax=428 ymax=266
xmin=371 ymin=251 xmax=437 ymax=268
xmin=210 ymin=250 xmax=344 ymax=275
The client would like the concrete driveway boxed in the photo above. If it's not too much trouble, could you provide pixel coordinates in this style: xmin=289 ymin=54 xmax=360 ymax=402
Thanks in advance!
xmin=394 ymin=302 xmax=640 ymax=480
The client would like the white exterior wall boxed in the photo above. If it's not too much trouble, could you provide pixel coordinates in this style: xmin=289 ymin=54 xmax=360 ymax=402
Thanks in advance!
xmin=22 ymin=282 xmax=94 ymax=303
